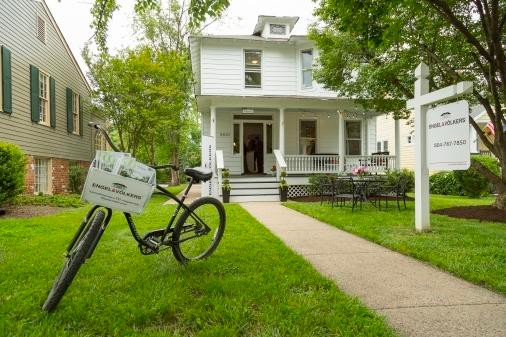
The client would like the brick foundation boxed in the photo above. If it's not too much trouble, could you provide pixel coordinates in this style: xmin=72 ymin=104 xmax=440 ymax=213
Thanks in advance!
xmin=24 ymin=155 xmax=90 ymax=195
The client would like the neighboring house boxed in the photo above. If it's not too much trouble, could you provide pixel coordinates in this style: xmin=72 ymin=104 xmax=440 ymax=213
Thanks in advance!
xmin=0 ymin=0 xmax=105 ymax=195
xmin=376 ymin=105 xmax=496 ymax=171
xmin=190 ymin=16 xmax=399 ymax=201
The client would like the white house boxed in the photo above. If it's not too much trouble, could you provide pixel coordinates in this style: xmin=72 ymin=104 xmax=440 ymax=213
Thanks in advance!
xmin=190 ymin=16 xmax=400 ymax=201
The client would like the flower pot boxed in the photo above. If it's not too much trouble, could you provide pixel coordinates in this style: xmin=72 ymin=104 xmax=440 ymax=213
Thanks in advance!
xmin=222 ymin=188 xmax=230 ymax=203
xmin=279 ymin=187 xmax=288 ymax=202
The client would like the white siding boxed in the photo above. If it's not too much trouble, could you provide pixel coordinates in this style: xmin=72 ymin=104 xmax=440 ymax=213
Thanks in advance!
xmin=200 ymin=39 xmax=337 ymax=98
xmin=376 ymin=115 xmax=415 ymax=169
xmin=367 ymin=117 xmax=376 ymax=155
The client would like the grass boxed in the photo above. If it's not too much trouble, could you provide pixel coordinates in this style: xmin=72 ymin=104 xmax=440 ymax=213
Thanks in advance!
xmin=285 ymin=194 xmax=506 ymax=295
xmin=0 ymin=195 xmax=397 ymax=336
xmin=5 ymin=184 xmax=187 ymax=209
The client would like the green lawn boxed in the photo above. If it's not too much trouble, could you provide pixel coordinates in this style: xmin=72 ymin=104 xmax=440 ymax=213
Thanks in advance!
xmin=0 ymin=195 xmax=397 ymax=337
xmin=285 ymin=194 xmax=506 ymax=295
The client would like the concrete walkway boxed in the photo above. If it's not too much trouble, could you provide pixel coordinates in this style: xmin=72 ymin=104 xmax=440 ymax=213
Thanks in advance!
xmin=241 ymin=202 xmax=506 ymax=337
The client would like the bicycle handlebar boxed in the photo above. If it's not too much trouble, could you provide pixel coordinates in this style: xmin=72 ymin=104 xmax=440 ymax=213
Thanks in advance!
xmin=88 ymin=122 xmax=178 ymax=171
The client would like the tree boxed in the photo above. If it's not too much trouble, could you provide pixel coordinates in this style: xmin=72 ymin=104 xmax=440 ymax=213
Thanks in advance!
xmin=311 ymin=0 xmax=506 ymax=209
xmin=90 ymin=0 xmax=229 ymax=52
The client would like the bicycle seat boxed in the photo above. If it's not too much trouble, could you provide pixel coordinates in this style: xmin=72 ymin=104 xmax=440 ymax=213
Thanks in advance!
xmin=184 ymin=167 xmax=213 ymax=182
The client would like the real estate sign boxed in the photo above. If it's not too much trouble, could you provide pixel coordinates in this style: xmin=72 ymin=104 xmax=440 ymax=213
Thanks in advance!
xmin=426 ymin=100 xmax=470 ymax=170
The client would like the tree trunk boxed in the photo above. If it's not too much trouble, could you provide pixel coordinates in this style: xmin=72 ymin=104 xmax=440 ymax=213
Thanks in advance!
xmin=171 ymin=150 xmax=180 ymax=186
xmin=495 ymin=191 xmax=506 ymax=210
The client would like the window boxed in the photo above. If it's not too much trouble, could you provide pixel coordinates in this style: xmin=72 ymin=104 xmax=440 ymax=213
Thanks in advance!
xmin=34 ymin=158 xmax=49 ymax=194
xmin=377 ymin=141 xmax=381 ymax=152
xmin=270 ymin=24 xmax=287 ymax=35
xmin=36 ymin=16 xmax=46 ymax=43
xmin=383 ymin=140 xmax=389 ymax=152
xmin=301 ymin=49 xmax=313 ymax=88
xmin=95 ymin=132 xmax=107 ymax=151
xmin=244 ymin=50 xmax=261 ymax=88
xmin=266 ymin=124 xmax=273 ymax=154
xmin=345 ymin=121 xmax=361 ymax=155
xmin=39 ymin=71 xmax=50 ymax=125
xmin=72 ymin=93 xmax=80 ymax=134
xmin=233 ymin=123 xmax=240 ymax=154
xmin=299 ymin=120 xmax=317 ymax=154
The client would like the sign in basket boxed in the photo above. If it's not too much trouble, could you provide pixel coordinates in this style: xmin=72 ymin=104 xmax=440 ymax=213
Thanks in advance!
xmin=427 ymin=100 xmax=470 ymax=171
xmin=81 ymin=151 xmax=156 ymax=214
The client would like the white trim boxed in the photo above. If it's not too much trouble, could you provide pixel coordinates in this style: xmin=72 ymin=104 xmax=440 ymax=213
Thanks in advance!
xmin=72 ymin=92 xmax=80 ymax=135
xmin=344 ymin=119 xmax=362 ymax=155
xmin=300 ymin=48 xmax=313 ymax=89
xmin=38 ymin=70 xmax=50 ymax=126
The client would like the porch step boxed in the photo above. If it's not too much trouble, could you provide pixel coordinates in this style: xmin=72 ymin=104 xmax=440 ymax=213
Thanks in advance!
xmin=229 ymin=195 xmax=280 ymax=202
xmin=230 ymin=188 xmax=279 ymax=196
xmin=229 ymin=176 xmax=277 ymax=183
xmin=232 ymin=182 xmax=279 ymax=189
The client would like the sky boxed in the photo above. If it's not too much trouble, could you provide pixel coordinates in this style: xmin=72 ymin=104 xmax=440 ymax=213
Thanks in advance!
xmin=45 ymin=0 xmax=317 ymax=73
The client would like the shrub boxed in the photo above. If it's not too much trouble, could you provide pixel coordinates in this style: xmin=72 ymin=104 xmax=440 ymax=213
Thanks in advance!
xmin=69 ymin=164 xmax=86 ymax=193
xmin=454 ymin=155 xmax=500 ymax=198
xmin=385 ymin=169 xmax=415 ymax=192
xmin=429 ymin=172 xmax=464 ymax=196
xmin=0 ymin=142 xmax=26 ymax=205
xmin=308 ymin=173 xmax=340 ymax=195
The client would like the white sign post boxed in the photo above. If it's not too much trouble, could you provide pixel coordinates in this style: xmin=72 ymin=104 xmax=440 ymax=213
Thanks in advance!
xmin=406 ymin=63 xmax=473 ymax=232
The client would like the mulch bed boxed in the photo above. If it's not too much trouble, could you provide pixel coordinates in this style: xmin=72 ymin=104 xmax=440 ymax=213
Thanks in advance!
xmin=0 ymin=205 xmax=68 ymax=219
xmin=433 ymin=205 xmax=506 ymax=223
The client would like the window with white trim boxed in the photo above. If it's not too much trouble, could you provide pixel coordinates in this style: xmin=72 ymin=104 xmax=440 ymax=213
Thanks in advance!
xmin=377 ymin=141 xmax=381 ymax=152
xmin=244 ymin=50 xmax=261 ymax=88
xmin=383 ymin=140 xmax=389 ymax=152
xmin=39 ymin=71 xmax=50 ymax=125
xmin=299 ymin=120 xmax=317 ymax=155
xmin=301 ymin=49 xmax=313 ymax=88
xmin=345 ymin=121 xmax=361 ymax=155
xmin=36 ymin=16 xmax=46 ymax=44
xmin=72 ymin=93 xmax=80 ymax=134
xmin=270 ymin=24 xmax=287 ymax=35
xmin=34 ymin=158 xmax=49 ymax=194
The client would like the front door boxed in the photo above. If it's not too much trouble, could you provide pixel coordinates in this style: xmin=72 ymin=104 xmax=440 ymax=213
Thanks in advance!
xmin=243 ymin=123 xmax=264 ymax=174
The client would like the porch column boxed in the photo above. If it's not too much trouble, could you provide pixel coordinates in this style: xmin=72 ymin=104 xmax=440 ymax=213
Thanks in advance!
xmin=395 ymin=118 xmax=401 ymax=169
xmin=279 ymin=107 xmax=285 ymax=154
xmin=210 ymin=106 xmax=217 ymax=139
xmin=362 ymin=118 xmax=368 ymax=155
xmin=338 ymin=111 xmax=345 ymax=172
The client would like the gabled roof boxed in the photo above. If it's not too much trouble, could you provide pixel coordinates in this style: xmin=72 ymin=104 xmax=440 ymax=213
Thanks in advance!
xmin=253 ymin=15 xmax=299 ymax=36
xmin=41 ymin=0 xmax=91 ymax=93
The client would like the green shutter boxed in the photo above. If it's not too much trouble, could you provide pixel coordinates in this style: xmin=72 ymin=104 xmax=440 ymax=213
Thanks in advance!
xmin=79 ymin=95 xmax=83 ymax=136
xmin=30 ymin=65 xmax=39 ymax=122
xmin=66 ymin=87 xmax=73 ymax=133
xmin=49 ymin=77 xmax=56 ymax=127
xmin=1 ymin=46 xmax=12 ymax=113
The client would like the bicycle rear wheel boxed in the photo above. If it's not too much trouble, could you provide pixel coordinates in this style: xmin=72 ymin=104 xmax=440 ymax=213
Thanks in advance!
xmin=42 ymin=210 xmax=105 ymax=312
xmin=172 ymin=197 xmax=225 ymax=263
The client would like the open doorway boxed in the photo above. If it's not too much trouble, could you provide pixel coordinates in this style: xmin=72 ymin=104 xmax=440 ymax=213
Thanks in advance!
xmin=243 ymin=123 xmax=264 ymax=174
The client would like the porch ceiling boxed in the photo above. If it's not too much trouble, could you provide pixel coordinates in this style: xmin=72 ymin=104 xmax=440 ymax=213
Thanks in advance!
xmin=196 ymin=95 xmax=384 ymax=117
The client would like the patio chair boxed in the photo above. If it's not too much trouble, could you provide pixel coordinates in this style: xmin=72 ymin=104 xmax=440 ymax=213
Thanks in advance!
xmin=332 ymin=177 xmax=361 ymax=211
xmin=319 ymin=175 xmax=335 ymax=205
xmin=376 ymin=176 xmax=408 ymax=211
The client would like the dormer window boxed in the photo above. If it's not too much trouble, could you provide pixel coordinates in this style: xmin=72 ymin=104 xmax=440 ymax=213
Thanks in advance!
xmin=245 ymin=50 xmax=262 ymax=88
xmin=270 ymin=24 xmax=287 ymax=35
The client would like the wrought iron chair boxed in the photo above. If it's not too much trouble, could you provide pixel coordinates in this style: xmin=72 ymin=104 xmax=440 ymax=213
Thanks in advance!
xmin=376 ymin=176 xmax=408 ymax=210
xmin=332 ymin=177 xmax=361 ymax=211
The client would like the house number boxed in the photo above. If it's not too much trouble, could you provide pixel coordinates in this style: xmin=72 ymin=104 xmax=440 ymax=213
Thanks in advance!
xmin=219 ymin=132 xmax=230 ymax=137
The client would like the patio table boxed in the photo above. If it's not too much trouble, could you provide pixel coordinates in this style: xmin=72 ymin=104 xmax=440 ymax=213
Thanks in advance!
xmin=350 ymin=177 xmax=388 ymax=207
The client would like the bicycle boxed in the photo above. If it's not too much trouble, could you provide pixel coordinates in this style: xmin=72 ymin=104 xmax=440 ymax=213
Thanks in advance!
xmin=42 ymin=122 xmax=226 ymax=312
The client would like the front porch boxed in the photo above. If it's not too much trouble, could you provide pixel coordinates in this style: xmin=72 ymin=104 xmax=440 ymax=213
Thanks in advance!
xmin=198 ymin=95 xmax=401 ymax=200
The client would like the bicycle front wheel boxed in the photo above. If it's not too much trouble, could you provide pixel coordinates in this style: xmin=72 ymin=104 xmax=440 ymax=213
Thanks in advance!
xmin=172 ymin=197 xmax=225 ymax=263
xmin=42 ymin=210 xmax=105 ymax=312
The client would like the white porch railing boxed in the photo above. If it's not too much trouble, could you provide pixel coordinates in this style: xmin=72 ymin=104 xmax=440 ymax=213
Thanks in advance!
xmin=273 ymin=149 xmax=287 ymax=181
xmin=285 ymin=154 xmax=340 ymax=174
xmin=282 ymin=154 xmax=396 ymax=174
xmin=344 ymin=155 xmax=396 ymax=173
xmin=216 ymin=150 xmax=224 ymax=189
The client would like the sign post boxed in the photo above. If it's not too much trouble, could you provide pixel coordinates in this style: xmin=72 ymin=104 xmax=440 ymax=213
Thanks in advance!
xmin=406 ymin=63 xmax=473 ymax=232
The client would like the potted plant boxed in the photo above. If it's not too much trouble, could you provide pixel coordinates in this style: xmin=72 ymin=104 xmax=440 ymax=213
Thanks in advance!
xmin=269 ymin=165 xmax=277 ymax=176
xmin=222 ymin=169 xmax=231 ymax=203
xmin=279 ymin=170 xmax=288 ymax=201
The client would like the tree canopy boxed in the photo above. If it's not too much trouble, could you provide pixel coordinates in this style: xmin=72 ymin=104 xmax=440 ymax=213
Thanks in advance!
xmin=311 ymin=0 xmax=506 ymax=208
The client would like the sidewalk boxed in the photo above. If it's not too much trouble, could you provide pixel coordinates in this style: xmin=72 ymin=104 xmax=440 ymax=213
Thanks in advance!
xmin=241 ymin=202 xmax=506 ymax=337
